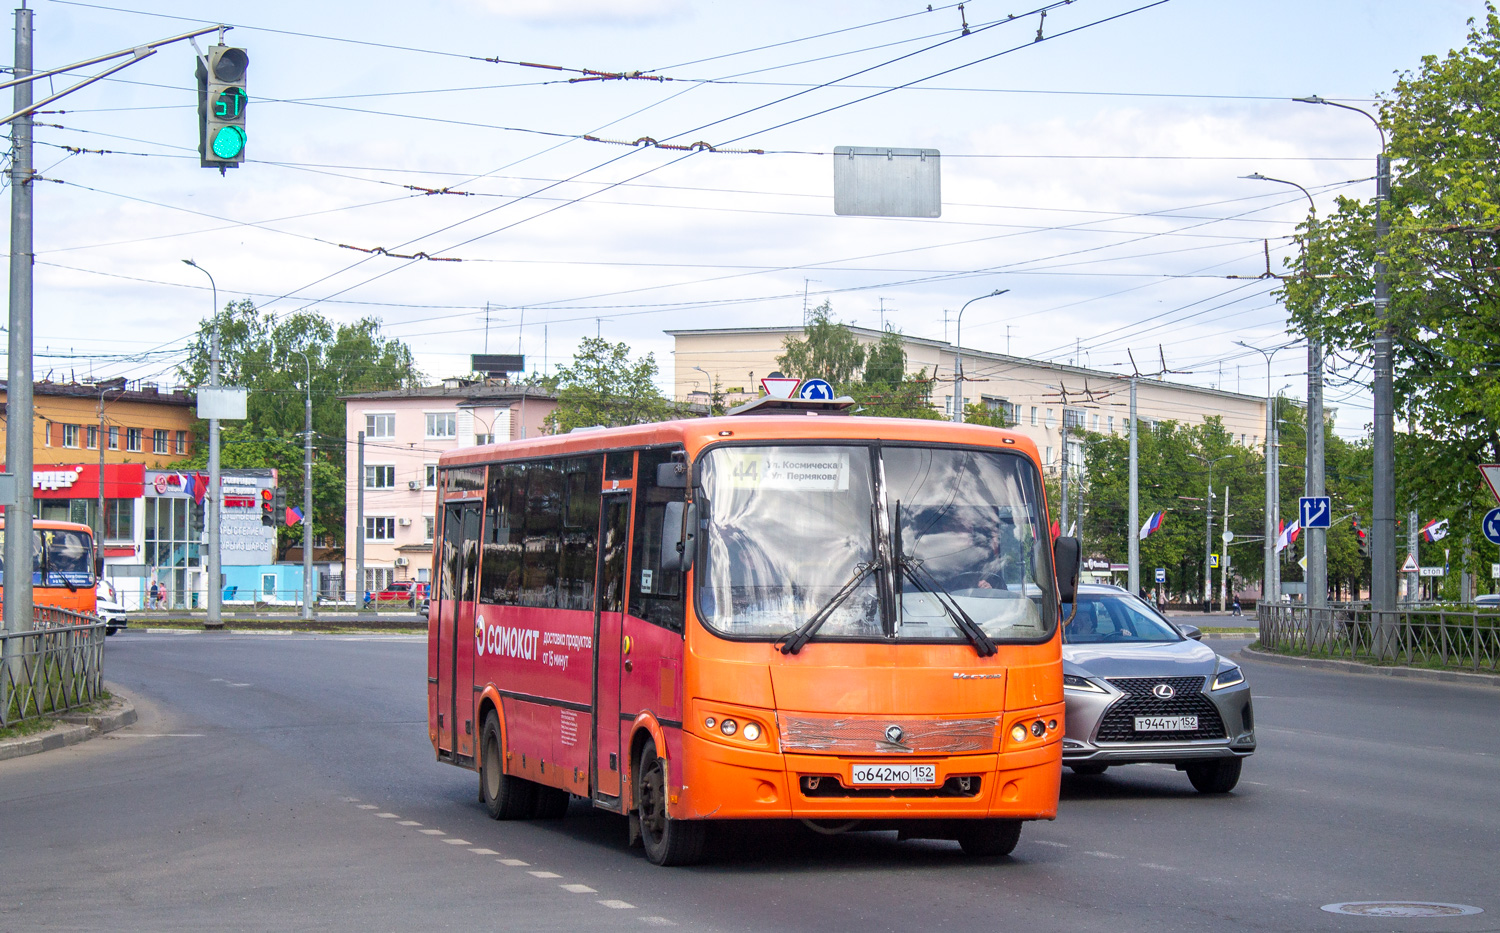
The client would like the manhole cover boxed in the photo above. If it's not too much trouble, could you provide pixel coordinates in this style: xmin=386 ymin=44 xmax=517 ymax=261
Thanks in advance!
xmin=1321 ymin=901 xmax=1483 ymax=918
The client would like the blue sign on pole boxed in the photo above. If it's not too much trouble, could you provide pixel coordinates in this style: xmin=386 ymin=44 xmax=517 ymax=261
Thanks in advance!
xmin=1154 ymin=567 xmax=1166 ymax=583
xmin=1299 ymin=496 xmax=1331 ymax=529
xmin=798 ymin=378 xmax=834 ymax=400
xmin=1484 ymin=507 xmax=1500 ymax=546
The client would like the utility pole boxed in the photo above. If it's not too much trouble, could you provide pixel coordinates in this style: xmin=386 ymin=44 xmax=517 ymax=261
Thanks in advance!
xmin=951 ymin=289 xmax=1006 ymax=424
xmin=1220 ymin=488 xmax=1230 ymax=612
xmin=1059 ymin=423 xmax=1069 ymax=533
xmin=1127 ymin=375 xmax=1139 ymax=596
xmin=356 ymin=430 xmax=366 ymax=610
xmin=1236 ymin=341 xmax=1287 ymax=607
xmin=183 ymin=259 xmax=222 ymax=629
xmin=1205 ymin=485 xmax=1214 ymax=612
xmin=3 ymin=4 xmax=35 ymax=674
xmin=302 ymin=362 xmax=314 ymax=621
xmin=1406 ymin=508 xmax=1419 ymax=603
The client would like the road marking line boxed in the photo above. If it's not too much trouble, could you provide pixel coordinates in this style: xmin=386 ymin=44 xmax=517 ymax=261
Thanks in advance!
xmin=109 ymin=733 xmax=204 ymax=737
xmin=442 ymin=839 xmax=472 ymax=845
xmin=560 ymin=884 xmax=597 ymax=894
xmin=356 ymin=805 xmax=378 ymax=810
xmin=639 ymin=918 xmax=676 ymax=927
xmin=342 ymin=797 xmax=360 ymax=802
xmin=1034 ymin=840 xmax=1068 ymax=848
xmin=229 ymin=683 xmax=251 ymax=687
xmin=1084 ymin=851 xmax=1123 ymax=859
xmin=375 ymin=813 xmax=400 ymax=818
xmin=419 ymin=829 xmax=446 ymax=835
xmin=1139 ymin=863 xmax=1177 ymax=871
xmin=599 ymin=900 xmax=635 ymax=909
xmin=1243 ymin=781 xmax=1267 ymax=786
xmin=398 ymin=820 xmax=422 ymax=826
xmin=498 ymin=859 xmax=529 ymax=866
xmin=528 ymin=871 xmax=562 ymax=879
xmin=469 ymin=848 xmax=499 ymax=855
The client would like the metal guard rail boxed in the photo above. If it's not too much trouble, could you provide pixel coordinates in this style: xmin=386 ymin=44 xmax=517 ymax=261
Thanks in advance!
xmin=1258 ymin=602 xmax=1500 ymax=673
xmin=0 ymin=607 xmax=106 ymax=728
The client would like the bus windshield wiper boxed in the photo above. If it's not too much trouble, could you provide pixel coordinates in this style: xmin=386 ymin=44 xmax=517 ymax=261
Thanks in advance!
xmin=777 ymin=561 xmax=877 ymax=655
xmin=898 ymin=558 xmax=998 ymax=658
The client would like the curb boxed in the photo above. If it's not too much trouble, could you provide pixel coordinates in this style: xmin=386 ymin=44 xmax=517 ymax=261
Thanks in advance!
xmin=1241 ymin=644 xmax=1500 ymax=690
xmin=0 ymin=688 xmax=138 ymax=763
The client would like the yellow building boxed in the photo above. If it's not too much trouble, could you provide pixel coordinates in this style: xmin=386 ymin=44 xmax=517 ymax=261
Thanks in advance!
xmin=2 ymin=380 xmax=199 ymax=469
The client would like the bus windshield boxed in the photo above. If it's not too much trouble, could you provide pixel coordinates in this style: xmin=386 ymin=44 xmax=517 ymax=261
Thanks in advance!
xmin=0 ymin=527 xmax=96 ymax=588
xmin=696 ymin=444 xmax=1052 ymax=645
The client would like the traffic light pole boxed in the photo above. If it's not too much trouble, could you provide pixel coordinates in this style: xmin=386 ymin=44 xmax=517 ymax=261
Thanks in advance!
xmin=303 ymin=380 xmax=313 ymax=621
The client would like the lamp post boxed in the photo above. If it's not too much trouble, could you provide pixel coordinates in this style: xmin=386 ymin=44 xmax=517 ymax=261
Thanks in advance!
xmin=1190 ymin=453 xmax=1232 ymax=613
xmin=952 ymin=289 xmax=1008 ymax=423
xmin=1244 ymin=172 xmax=1327 ymax=614
xmin=293 ymin=349 xmax=314 ymax=621
xmin=1235 ymin=340 xmax=1292 ymax=606
xmin=94 ymin=377 xmax=127 ymax=554
xmin=182 ymin=259 xmax=222 ymax=629
xmin=1294 ymin=95 xmax=1395 ymax=635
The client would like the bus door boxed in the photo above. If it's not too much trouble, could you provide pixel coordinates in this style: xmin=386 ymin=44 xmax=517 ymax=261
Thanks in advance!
xmin=592 ymin=492 xmax=632 ymax=801
xmin=438 ymin=500 xmax=482 ymax=763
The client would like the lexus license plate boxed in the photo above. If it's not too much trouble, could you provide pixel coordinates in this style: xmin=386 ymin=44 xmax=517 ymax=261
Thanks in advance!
xmin=1134 ymin=715 xmax=1197 ymax=732
xmin=850 ymin=763 xmax=938 ymax=785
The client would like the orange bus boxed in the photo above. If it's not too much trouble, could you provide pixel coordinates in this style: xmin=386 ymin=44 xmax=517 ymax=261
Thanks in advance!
xmin=0 ymin=519 xmax=99 ymax=616
xmin=428 ymin=397 xmax=1077 ymax=865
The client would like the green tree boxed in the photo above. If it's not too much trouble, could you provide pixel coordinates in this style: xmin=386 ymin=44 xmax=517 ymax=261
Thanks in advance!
xmin=845 ymin=328 xmax=942 ymax=419
xmin=777 ymin=302 xmax=866 ymax=384
xmin=178 ymin=300 xmax=422 ymax=554
xmin=547 ymin=337 xmax=678 ymax=432
xmin=1282 ymin=7 xmax=1500 ymax=587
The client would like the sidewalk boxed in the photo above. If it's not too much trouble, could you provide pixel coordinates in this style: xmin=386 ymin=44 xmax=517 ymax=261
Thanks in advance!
xmin=0 ymin=685 xmax=138 ymax=762
xmin=1242 ymin=645 xmax=1500 ymax=690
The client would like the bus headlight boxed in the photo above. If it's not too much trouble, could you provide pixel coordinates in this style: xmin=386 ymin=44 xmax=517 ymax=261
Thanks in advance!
xmin=720 ymin=719 xmax=737 ymax=736
xmin=742 ymin=722 xmax=761 ymax=741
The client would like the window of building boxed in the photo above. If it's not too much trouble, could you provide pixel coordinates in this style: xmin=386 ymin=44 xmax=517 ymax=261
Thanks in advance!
xmin=365 ymin=516 xmax=395 ymax=540
xmin=87 ymin=425 xmax=98 ymax=449
xmin=1090 ymin=414 xmax=1099 ymax=431
xmin=980 ymin=396 xmax=1015 ymax=425
xmin=175 ymin=431 xmax=188 ymax=454
xmin=153 ymin=429 xmax=168 ymax=454
xmin=424 ymin=464 xmax=438 ymax=489
xmin=43 ymin=422 xmax=52 ymax=447
xmin=365 ymin=464 xmax=395 ymax=488
xmin=424 ymin=515 xmax=435 ymax=542
xmin=108 ymin=426 xmax=119 ymax=450
xmin=363 ymin=567 xmax=393 ymax=595
xmin=1030 ymin=406 xmax=1038 ymax=426
xmin=126 ymin=427 xmax=142 ymax=451
xmin=105 ymin=498 xmax=134 ymax=542
xmin=1108 ymin=416 xmax=1115 ymax=434
xmin=1063 ymin=408 xmax=1085 ymax=430
xmin=1045 ymin=446 xmax=1053 ymax=464
xmin=1045 ymin=409 xmax=1055 ymax=429
xmin=63 ymin=424 xmax=80 ymax=448
xmin=475 ymin=433 xmax=495 ymax=446
xmin=365 ymin=413 xmax=395 ymax=438
xmin=425 ymin=412 xmax=456 ymax=438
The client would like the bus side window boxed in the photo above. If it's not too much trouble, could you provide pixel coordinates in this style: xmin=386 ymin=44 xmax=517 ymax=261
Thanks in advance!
xmin=522 ymin=462 xmax=563 ymax=608
xmin=560 ymin=456 xmax=602 ymax=610
xmin=630 ymin=448 xmax=686 ymax=634
xmin=480 ymin=463 xmax=528 ymax=606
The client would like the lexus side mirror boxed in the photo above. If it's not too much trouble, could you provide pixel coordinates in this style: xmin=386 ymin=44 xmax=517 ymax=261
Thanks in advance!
xmin=1053 ymin=536 xmax=1080 ymax=604
xmin=1177 ymin=623 xmax=1203 ymax=641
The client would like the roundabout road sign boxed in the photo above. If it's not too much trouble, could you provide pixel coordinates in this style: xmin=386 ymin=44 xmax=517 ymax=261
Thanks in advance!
xmin=1484 ymin=507 xmax=1500 ymax=546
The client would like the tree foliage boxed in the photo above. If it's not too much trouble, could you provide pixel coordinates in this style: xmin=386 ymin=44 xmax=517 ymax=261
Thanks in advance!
xmin=777 ymin=302 xmax=867 ymax=384
xmin=177 ymin=300 xmax=422 ymax=553
xmin=547 ymin=337 xmax=679 ymax=432
xmin=777 ymin=305 xmax=941 ymax=419
xmin=1281 ymin=6 xmax=1500 ymax=586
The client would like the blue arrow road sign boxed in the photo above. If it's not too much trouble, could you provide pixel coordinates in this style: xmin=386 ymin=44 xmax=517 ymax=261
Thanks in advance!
xmin=799 ymin=378 xmax=834 ymax=400
xmin=1300 ymin=496 xmax=1331 ymax=529
xmin=1484 ymin=507 xmax=1500 ymax=546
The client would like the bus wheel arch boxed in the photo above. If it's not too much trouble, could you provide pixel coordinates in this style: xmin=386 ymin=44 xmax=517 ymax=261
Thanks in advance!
xmin=479 ymin=708 xmax=535 ymax=819
xmin=626 ymin=716 xmax=669 ymax=815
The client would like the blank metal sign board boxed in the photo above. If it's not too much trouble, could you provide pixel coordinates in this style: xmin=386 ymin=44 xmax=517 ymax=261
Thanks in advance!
xmin=833 ymin=147 xmax=941 ymax=218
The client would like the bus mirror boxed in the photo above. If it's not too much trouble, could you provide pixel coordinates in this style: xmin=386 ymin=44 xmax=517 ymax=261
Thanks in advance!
xmin=1053 ymin=536 xmax=1080 ymax=604
xmin=656 ymin=462 xmax=688 ymax=489
xmin=660 ymin=501 xmax=697 ymax=573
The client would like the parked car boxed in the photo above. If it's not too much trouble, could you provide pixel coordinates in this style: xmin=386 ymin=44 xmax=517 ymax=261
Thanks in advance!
xmin=1061 ymin=584 xmax=1255 ymax=793
xmin=94 ymin=580 xmax=128 ymax=636
xmin=1476 ymin=593 xmax=1500 ymax=608
xmin=375 ymin=581 xmax=428 ymax=610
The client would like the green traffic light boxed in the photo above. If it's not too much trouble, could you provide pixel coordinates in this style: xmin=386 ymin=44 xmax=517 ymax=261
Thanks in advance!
xmin=211 ymin=125 xmax=246 ymax=159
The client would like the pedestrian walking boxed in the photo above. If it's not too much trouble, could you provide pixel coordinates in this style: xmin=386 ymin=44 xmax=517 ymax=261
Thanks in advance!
xmin=149 ymin=579 xmax=161 ymax=609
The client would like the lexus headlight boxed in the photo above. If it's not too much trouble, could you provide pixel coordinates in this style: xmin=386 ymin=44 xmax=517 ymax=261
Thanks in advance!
xmin=1212 ymin=665 xmax=1245 ymax=690
xmin=1064 ymin=673 xmax=1106 ymax=694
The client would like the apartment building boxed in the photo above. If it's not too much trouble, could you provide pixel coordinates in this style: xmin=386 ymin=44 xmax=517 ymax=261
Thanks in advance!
xmin=342 ymin=381 xmax=557 ymax=596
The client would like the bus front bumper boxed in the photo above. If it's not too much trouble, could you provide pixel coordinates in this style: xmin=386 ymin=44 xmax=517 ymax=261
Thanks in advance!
xmin=673 ymin=729 xmax=1061 ymax=822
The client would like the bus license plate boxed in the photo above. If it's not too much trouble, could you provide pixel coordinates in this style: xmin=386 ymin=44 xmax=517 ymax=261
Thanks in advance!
xmin=850 ymin=763 xmax=938 ymax=786
xmin=1134 ymin=715 xmax=1197 ymax=732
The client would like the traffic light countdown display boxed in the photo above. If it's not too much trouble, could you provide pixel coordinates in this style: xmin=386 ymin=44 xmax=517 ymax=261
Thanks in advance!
xmin=197 ymin=45 xmax=249 ymax=170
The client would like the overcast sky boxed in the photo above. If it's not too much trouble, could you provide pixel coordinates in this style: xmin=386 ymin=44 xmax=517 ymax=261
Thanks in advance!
xmin=6 ymin=0 xmax=1488 ymax=438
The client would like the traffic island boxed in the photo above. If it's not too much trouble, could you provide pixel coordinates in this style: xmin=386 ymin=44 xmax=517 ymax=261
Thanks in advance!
xmin=0 ymin=687 xmax=138 ymax=762
xmin=1242 ymin=644 xmax=1500 ymax=689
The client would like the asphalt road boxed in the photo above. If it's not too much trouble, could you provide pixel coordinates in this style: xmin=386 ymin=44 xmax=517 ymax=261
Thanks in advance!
xmin=1 ymin=632 xmax=1495 ymax=932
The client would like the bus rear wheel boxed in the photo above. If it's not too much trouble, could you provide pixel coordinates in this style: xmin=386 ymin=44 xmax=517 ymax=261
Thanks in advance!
xmin=956 ymin=819 xmax=1022 ymax=857
xmin=635 ymin=739 xmax=706 ymax=866
xmin=480 ymin=712 xmax=536 ymax=820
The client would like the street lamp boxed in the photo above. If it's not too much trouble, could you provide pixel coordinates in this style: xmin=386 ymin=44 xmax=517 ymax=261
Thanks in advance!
xmin=1244 ymin=172 xmax=1327 ymax=614
xmin=292 ymin=348 xmax=314 ymax=622
xmin=952 ymin=289 xmax=1008 ymax=423
xmin=182 ymin=258 xmax=223 ymax=630
xmin=1190 ymin=453 xmax=1232 ymax=613
xmin=1235 ymin=340 xmax=1294 ymax=606
xmin=1294 ymin=95 xmax=1396 ymax=629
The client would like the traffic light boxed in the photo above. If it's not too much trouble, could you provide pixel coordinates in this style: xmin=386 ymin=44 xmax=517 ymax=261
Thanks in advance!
xmin=273 ymin=487 xmax=287 ymax=518
xmin=1352 ymin=513 xmax=1370 ymax=558
xmin=197 ymin=45 xmax=249 ymax=171
xmin=260 ymin=488 xmax=274 ymax=526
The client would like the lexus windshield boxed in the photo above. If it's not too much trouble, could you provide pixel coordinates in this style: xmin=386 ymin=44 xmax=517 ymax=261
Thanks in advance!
xmin=696 ymin=444 xmax=1053 ymax=645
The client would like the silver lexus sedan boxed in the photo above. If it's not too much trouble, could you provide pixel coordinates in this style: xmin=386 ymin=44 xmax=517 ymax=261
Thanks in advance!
xmin=1061 ymin=584 xmax=1255 ymax=793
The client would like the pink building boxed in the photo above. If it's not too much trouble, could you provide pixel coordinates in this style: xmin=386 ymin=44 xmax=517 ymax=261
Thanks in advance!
xmin=342 ymin=380 xmax=556 ymax=597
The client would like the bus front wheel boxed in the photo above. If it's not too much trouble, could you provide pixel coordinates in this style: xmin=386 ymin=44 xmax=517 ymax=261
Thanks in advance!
xmin=480 ymin=712 xmax=536 ymax=820
xmin=956 ymin=819 xmax=1022 ymax=857
xmin=635 ymin=739 xmax=706 ymax=866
